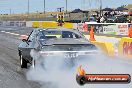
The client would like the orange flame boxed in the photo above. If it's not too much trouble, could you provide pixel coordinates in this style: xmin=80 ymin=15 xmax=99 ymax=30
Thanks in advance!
xmin=77 ymin=65 xmax=86 ymax=76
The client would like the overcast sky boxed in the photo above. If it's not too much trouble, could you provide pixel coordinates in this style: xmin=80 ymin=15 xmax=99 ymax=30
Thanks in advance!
xmin=0 ymin=0 xmax=131 ymax=14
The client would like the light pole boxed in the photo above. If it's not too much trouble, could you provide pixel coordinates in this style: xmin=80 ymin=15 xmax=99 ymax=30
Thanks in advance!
xmin=66 ymin=0 xmax=67 ymax=13
xmin=43 ymin=0 xmax=45 ymax=14
xmin=28 ymin=0 xmax=29 ymax=15
xmin=99 ymin=0 xmax=102 ymax=16
xmin=10 ymin=8 xmax=11 ymax=15
xmin=83 ymin=0 xmax=86 ymax=11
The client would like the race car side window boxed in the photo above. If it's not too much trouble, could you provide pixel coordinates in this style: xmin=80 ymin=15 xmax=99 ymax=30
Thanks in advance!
xmin=62 ymin=31 xmax=81 ymax=38
xmin=37 ymin=31 xmax=46 ymax=40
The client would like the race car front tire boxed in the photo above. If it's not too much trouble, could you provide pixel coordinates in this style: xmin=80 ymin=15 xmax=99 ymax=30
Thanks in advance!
xmin=20 ymin=55 xmax=27 ymax=68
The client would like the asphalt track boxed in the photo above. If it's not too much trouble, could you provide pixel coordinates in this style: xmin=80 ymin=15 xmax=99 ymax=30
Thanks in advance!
xmin=0 ymin=26 xmax=132 ymax=88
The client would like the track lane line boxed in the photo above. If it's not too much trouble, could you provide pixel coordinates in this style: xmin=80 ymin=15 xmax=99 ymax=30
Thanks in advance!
xmin=1 ymin=31 xmax=20 ymax=36
xmin=1 ymin=31 xmax=6 ymax=33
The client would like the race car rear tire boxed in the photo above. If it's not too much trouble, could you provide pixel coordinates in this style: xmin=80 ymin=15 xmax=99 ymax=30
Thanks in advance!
xmin=20 ymin=55 xmax=27 ymax=68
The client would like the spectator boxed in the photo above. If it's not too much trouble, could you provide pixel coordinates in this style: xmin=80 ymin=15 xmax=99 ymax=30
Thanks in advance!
xmin=96 ymin=17 xmax=100 ymax=23
xmin=100 ymin=16 xmax=105 ymax=23
xmin=58 ymin=19 xmax=64 ymax=26
xmin=108 ymin=11 xmax=111 ymax=17
xmin=104 ymin=16 xmax=107 ymax=23
xmin=104 ymin=12 xmax=108 ymax=17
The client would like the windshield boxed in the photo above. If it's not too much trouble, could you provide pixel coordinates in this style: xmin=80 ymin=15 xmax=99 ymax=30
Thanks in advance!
xmin=37 ymin=30 xmax=83 ymax=40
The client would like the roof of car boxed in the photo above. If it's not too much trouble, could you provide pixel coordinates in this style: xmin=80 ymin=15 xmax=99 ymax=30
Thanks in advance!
xmin=34 ymin=27 xmax=86 ymax=38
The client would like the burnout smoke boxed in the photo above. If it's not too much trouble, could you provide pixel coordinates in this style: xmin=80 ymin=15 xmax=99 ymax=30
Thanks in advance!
xmin=26 ymin=49 xmax=132 ymax=88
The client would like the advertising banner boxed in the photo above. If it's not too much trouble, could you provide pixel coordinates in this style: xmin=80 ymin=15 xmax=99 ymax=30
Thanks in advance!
xmin=116 ymin=24 xmax=128 ymax=35
xmin=118 ymin=37 xmax=132 ymax=58
xmin=77 ymin=23 xmax=103 ymax=33
xmin=103 ymin=24 xmax=117 ymax=35
xmin=90 ymin=24 xmax=103 ymax=33
xmin=77 ymin=23 xmax=84 ymax=32
xmin=83 ymin=23 xmax=130 ymax=36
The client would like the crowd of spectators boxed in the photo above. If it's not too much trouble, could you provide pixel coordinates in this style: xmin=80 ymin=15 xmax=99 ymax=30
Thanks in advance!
xmin=91 ymin=11 xmax=132 ymax=23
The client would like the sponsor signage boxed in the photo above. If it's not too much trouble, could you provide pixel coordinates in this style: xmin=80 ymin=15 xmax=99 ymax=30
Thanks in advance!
xmin=77 ymin=23 xmax=84 ymax=32
xmin=76 ymin=66 xmax=131 ymax=86
xmin=103 ymin=25 xmax=117 ymax=35
xmin=117 ymin=24 xmax=128 ymax=35
xmin=76 ymin=74 xmax=131 ymax=86
xmin=123 ymin=42 xmax=132 ymax=55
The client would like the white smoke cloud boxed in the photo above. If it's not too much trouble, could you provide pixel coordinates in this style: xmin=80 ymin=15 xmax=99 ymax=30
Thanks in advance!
xmin=26 ymin=49 xmax=132 ymax=88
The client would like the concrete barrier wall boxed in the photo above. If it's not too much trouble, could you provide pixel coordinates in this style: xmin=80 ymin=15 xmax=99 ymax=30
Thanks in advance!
xmin=118 ymin=37 xmax=132 ymax=58
xmin=31 ymin=21 xmax=74 ymax=29
xmin=0 ymin=21 xmax=26 ymax=27
xmin=91 ymin=41 xmax=114 ymax=57
xmin=0 ymin=21 xmax=74 ymax=28
xmin=40 ymin=21 xmax=58 ymax=28
xmin=63 ymin=22 xmax=74 ymax=29
xmin=26 ymin=21 xmax=33 ymax=27
xmin=32 ymin=21 xmax=39 ymax=28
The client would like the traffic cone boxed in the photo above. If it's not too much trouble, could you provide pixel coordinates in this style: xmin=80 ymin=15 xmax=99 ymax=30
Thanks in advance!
xmin=128 ymin=26 xmax=132 ymax=38
xmin=89 ymin=26 xmax=96 ymax=41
